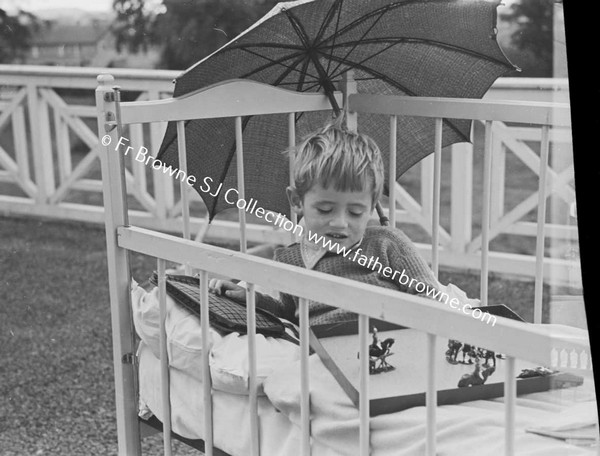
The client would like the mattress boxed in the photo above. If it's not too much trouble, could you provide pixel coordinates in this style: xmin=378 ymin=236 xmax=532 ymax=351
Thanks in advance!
xmin=132 ymin=281 xmax=598 ymax=455
xmin=137 ymin=341 xmax=347 ymax=456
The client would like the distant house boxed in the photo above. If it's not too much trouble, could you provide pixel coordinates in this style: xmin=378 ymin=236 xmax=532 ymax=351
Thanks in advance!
xmin=27 ymin=20 xmax=114 ymax=66
xmin=26 ymin=19 xmax=161 ymax=69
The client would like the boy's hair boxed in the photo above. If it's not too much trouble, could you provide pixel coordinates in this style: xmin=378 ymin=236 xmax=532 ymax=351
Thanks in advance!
xmin=288 ymin=114 xmax=384 ymax=207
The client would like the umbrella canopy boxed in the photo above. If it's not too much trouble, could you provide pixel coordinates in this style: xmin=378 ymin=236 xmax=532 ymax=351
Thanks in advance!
xmin=157 ymin=0 xmax=516 ymax=221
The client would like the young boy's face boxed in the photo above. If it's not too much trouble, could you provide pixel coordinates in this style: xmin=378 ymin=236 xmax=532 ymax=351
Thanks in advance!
xmin=288 ymin=182 xmax=374 ymax=251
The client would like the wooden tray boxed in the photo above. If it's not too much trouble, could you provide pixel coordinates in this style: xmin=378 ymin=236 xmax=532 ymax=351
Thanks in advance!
xmin=310 ymin=305 xmax=584 ymax=417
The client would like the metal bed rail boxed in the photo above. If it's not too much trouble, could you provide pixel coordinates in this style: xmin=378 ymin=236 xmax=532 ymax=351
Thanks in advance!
xmin=96 ymin=73 xmax=589 ymax=456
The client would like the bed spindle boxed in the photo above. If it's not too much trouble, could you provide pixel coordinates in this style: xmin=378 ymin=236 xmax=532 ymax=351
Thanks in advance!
xmin=388 ymin=115 xmax=397 ymax=228
xmin=358 ymin=314 xmax=370 ymax=456
xmin=288 ymin=113 xmax=298 ymax=236
xmin=425 ymin=333 xmax=437 ymax=456
xmin=199 ymin=270 xmax=214 ymax=456
xmin=533 ymin=125 xmax=550 ymax=324
xmin=157 ymin=258 xmax=173 ymax=456
xmin=149 ymin=91 xmax=173 ymax=221
xmin=96 ymin=74 xmax=141 ymax=456
xmin=431 ymin=118 xmax=443 ymax=278
xmin=246 ymin=283 xmax=260 ymax=456
xmin=176 ymin=120 xmax=192 ymax=274
xmin=504 ymin=356 xmax=517 ymax=456
xmin=130 ymin=123 xmax=150 ymax=209
xmin=235 ymin=116 xmax=247 ymax=253
xmin=299 ymin=297 xmax=311 ymax=455
xmin=480 ymin=120 xmax=493 ymax=306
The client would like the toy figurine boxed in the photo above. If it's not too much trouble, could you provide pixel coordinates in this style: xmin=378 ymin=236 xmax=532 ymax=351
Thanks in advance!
xmin=461 ymin=343 xmax=478 ymax=364
xmin=367 ymin=328 xmax=395 ymax=374
xmin=457 ymin=357 xmax=496 ymax=387
xmin=478 ymin=348 xmax=497 ymax=367
xmin=446 ymin=339 xmax=462 ymax=364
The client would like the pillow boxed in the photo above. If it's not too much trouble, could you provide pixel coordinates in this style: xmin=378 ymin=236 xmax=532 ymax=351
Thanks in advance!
xmin=131 ymin=279 xmax=223 ymax=381
xmin=210 ymin=331 xmax=300 ymax=396
xmin=131 ymin=279 xmax=299 ymax=395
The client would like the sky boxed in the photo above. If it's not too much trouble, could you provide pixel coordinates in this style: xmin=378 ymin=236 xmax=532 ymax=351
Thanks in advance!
xmin=3 ymin=0 xmax=115 ymax=13
xmin=4 ymin=0 xmax=519 ymax=14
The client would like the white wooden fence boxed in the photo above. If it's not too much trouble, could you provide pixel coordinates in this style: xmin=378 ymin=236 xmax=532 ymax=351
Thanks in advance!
xmin=0 ymin=65 xmax=578 ymax=285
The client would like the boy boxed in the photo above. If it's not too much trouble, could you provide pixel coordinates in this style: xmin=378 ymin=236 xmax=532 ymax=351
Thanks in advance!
xmin=209 ymin=115 xmax=442 ymax=326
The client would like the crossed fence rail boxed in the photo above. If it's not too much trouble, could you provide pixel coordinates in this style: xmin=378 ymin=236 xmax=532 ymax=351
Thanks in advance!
xmin=0 ymin=65 xmax=579 ymax=286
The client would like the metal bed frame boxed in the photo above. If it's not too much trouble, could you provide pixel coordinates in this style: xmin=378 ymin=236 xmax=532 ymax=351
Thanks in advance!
xmin=95 ymin=72 xmax=592 ymax=456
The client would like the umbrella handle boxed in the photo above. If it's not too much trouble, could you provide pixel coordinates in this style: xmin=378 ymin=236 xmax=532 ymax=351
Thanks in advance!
xmin=376 ymin=201 xmax=389 ymax=227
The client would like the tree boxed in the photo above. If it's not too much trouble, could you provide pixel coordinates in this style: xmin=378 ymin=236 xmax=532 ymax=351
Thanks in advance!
xmin=0 ymin=8 xmax=38 ymax=63
xmin=112 ymin=0 xmax=280 ymax=70
xmin=500 ymin=0 xmax=556 ymax=77
xmin=112 ymin=0 xmax=160 ymax=54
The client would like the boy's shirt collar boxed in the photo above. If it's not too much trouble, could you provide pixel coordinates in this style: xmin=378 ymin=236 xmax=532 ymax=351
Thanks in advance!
xmin=299 ymin=235 xmax=363 ymax=270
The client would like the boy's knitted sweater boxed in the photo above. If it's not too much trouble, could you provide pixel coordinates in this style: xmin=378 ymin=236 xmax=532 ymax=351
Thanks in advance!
xmin=256 ymin=225 xmax=440 ymax=325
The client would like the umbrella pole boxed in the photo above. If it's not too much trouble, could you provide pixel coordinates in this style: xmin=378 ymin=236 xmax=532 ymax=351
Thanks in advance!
xmin=376 ymin=202 xmax=389 ymax=227
xmin=335 ymin=71 xmax=389 ymax=227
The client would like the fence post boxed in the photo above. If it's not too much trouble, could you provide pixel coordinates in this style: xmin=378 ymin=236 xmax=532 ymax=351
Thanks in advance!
xmin=27 ymin=84 xmax=55 ymax=203
xmin=95 ymin=74 xmax=141 ymax=456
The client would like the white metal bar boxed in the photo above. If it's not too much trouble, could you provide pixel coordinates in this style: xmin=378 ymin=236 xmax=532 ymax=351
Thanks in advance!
xmin=157 ymin=259 xmax=172 ymax=456
xmin=246 ymin=283 xmax=259 ymax=456
xmin=299 ymin=297 xmax=311 ymax=455
xmin=421 ymin=156 xmax=434 ymax=226
xmin=358 ymin=314 xmax=370 ymax=456
xmin=235 ymin=116 xmax=247 ymax=253
xmin=288 ymin=113 xmax=298 ymax=240
xmin=426 ymin=333 xmax=437 ymax=456
xmin=504 ymin=356 xmax=516 ymax=456
xmin=148 ymin=89 xmax=173 ymax=220
xmin=119 ymin=80 xmax=342 ymax=125
xmin=118 ymin=226 xmax=590 ymax=364
xmin=450 ymin=143 xmax=473 ymax=253
xmin=176 ymin=120 xmax=192 ymax=275
xmin=431 ymin=118 xmax=442 ymax=277
xmin=480 ymin=121 xmax=493 ymax=306
xmin=534 ymin=126 xmax=550 ymax=323
xmin=349 ymin=93 xmax=571 ymax=127
xmin=199 ymin=270 xmax=214 ymax=455
xmin=388 ymin=116 xmax=397 ymax=228
xmin=95 ymin=75 xmax=141 ymax=456
xmin=490 ymin=135 xmax=506 ymax=223
xmin=129 ymin=123 xmax=150 ymax=201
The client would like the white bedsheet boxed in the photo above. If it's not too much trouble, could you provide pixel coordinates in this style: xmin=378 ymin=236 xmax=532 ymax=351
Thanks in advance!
xmin=133 ymin=281 xmax=598 ymax=456
xmin=264 ymin=353 xmax=598 ymax=456
xmin=138 ymin=341 xmax=350 ymax=456
xmin=139 ymin=340 xmax=598 ymax=456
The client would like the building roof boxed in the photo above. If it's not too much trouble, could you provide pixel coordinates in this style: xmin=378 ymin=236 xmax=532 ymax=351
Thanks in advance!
xmin=31 ymin=21 xmax=111 ymax=46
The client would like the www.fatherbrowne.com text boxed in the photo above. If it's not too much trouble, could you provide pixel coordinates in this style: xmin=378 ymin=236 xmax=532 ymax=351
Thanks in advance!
xmin=104 ymin=134 xmax=496 ymax=326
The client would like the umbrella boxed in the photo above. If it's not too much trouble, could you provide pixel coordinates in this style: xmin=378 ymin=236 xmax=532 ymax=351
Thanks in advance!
xmin=157 ymin=0 xmax=516 ymax=221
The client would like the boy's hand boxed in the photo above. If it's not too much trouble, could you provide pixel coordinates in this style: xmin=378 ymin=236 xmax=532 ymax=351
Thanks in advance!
xmin=208 ymin=279 xmax=247 ymax=302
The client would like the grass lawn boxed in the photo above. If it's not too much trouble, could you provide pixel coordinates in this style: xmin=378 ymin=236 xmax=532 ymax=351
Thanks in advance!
xmin=0 ymin=215 xmax=549 ymax=455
